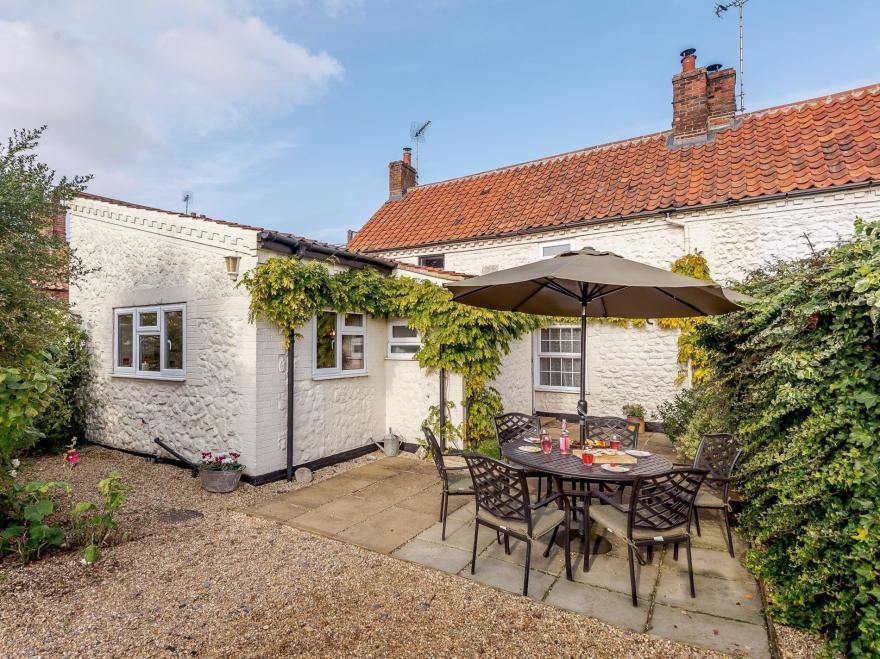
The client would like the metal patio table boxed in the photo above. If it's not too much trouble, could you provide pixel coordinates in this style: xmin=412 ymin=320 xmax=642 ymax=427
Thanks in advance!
xmin=501 ymin=438 xmax=673 ymax=554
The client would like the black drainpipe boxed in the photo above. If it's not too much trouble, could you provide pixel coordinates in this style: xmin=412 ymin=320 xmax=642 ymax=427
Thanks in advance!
xmin=286 ymin=332 xmax=295 ymax=481
xmin=439 ymin=345 xmax=446 ymax=451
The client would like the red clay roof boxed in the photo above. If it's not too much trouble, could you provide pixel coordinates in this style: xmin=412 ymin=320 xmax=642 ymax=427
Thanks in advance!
xmin=350 ymin=84 xmax=880 ymax=252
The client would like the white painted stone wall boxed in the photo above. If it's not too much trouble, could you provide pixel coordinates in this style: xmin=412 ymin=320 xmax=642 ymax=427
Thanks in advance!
xmin=374 ymin=187 xmax=880 ymax=419
xmin=68 ymin=198 xmax=262 ymax=474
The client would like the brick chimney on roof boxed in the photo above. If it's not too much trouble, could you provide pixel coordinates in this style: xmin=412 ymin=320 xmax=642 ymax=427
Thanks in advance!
xmin=671 ymin=48 xmax=736 ymax=145
xmin=389 ymin=147 xmax=417 ymax=199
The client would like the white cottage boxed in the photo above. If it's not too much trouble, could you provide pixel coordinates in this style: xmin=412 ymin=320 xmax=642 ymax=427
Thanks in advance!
xmin=349 ymin=50 xmax=880 ymax=421
xmin=68 ymin=194 xmax=466 ymax=483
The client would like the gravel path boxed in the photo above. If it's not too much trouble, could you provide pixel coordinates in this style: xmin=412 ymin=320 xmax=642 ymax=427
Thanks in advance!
xmin=0 ymin=446 xmax=796 ymax=658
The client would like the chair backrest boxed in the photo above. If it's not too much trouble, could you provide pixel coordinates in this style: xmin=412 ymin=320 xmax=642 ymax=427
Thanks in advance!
xmin=492 ymin=412 xmax=541 ymax=452
xmin=693 ymin=433 xmax=741 ymax=488
xmin=629 ymin=468 xmax=707 ymax=535
xmin=463 ymin=453 xmax=532 ymax=529
xmin=421 ymin=426 xmax=447 ymax=476
xmin=584 ymin=416 xmax=639 ymax=449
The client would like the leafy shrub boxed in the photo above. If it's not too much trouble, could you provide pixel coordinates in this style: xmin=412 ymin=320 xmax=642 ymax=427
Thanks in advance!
xmin=621 ymin=403 xmax=646 ymax=419
xmin=657 ymin=381 xmax=734 ymax=458
xmin=678 ymin=220 xmax=880 ymax=656
xmin=0 ymin=480 xmax=68 ymax=562
xmin=71 ymin=471 xmax=128 ymax=563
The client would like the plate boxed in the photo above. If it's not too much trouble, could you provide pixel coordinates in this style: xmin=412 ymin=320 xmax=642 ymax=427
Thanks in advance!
xmin=517 ymin=445 xmax=541 ymax=453
xmin=626 ymin=450 xmax=650 ymax=457
xmin=600 ymin=464 xmax=631 ymax=473
xmin=524 ymin=437 xmax=541 ymax=444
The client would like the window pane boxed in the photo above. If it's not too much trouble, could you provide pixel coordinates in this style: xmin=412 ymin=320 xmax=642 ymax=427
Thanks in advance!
xmin=342 ymin=335 xmax=364 ymax=370
xmin=541 ymin=243 xmax=571 ymax=257
xmin=138 ymin=311 xmax=158 ymax=327
xmin=315 ymin=312 xmax=337 ymax=369
xmin=391 ymin=324 xmax=418 ymax=339
xmin=390 ymin=344 xmax=419 ymax=355
xmin=117 ymin=314 xmax=133 ymax=367
xmin=344 ymin=313 xmax=363 ymax=328
xmin=138 ymin=335 xmax=160 ymax=371
xmin=164 ymin=310 xmax=183 ymax=370
xmin=418 ymin=254 xmax=445 ymax=269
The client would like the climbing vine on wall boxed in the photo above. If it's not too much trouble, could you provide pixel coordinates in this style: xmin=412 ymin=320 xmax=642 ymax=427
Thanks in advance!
xmin=657 ymin=252 xmax=713 ymax=384
xmin=241 ymin=259 xmax=543 ymax=445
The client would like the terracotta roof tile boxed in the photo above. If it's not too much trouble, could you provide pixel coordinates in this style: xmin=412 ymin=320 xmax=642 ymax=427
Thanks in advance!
xmin=350 ymin=84 xmax=880 ymax=252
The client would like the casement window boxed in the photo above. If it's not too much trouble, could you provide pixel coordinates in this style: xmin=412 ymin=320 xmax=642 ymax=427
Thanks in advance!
xmin=113 ymin=304 xmax=186 ymax=379
xmin=538 ymin=241 xmax=572 ymax=259
xmin=313 ymin=311 xmax=367 ymax=378
xmin=417 ymin=254 xmax=445 ymax=269
xmin=387 ymin=319 xmax=421 ymax=359
xmin=534 ymin=325 xmax=583 ymax=392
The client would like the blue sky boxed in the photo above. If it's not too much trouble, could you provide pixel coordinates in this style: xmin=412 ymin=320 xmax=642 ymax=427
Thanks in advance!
xmin=2 ymin=0 xmax=877 ymax=243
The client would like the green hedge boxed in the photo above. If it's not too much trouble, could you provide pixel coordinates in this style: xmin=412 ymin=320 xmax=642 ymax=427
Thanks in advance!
xmin=662 ymin=220 xmax=880 ymax=656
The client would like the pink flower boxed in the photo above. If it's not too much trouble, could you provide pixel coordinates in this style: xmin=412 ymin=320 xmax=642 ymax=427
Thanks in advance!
xmin=230 ymin=451 xmax=240 ymax=460
xmin=201 ymin=451 xmax=212 ymax=458
xmin=214 ymin=456 xmax=223 ymax=464
xmin=65 ymin=449 xmax=79 ymax=464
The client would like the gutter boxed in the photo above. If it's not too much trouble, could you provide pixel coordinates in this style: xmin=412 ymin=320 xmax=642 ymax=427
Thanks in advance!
xmin=259 ymin=231 xmax=394 ymax=273
xmin=357 ymin=180 xmax=878 ymax=254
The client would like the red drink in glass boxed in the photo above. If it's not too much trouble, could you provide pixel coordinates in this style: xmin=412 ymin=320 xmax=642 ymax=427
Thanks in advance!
xmin=581 ymin=451 xmax=594 ymax=466
xmin=610 ymin=438 xmax=621 ymax=451
xmin=540 ymin=431 xmax=552 ymax=454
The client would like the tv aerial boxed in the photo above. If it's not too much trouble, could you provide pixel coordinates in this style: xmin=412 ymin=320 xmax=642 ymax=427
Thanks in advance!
xmin=409 ymin=120 xmax=431 ymax=177
xmin=182 ymin=190 xmax=194 ymax=214
xmin=715 ymin=0 xmax=749 ymax=113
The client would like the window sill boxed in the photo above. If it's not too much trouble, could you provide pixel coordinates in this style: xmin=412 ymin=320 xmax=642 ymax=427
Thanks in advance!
xmin=385 ymin=355 xmax=418 ymax=361
xmin=534 ymin=386 xmax=585 ymax=394
xmin=311 ymin=371 xmax=369 ymax=381
xmin=112 ymin=373 xmax=186 ymax=382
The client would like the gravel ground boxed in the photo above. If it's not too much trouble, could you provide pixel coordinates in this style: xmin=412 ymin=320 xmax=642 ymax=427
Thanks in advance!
xmin=3 ymin=446 xmax=744 ymax=658
xmin=773 ymin=622 xmax=824 ymax=658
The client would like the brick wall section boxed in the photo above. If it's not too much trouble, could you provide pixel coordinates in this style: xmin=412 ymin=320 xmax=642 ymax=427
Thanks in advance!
xmin=707 ymin=68 xmax=737 ymax=129
xmin=389 ymin=159 xmax=417 ymax=199
xmin=672 ymin=58 xmax=736 ymax=139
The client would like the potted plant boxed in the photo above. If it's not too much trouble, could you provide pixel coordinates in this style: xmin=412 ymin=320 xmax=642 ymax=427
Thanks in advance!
xmin=199 ymin=450 xmax=244 ymax=493
xmin=622 ymin=404 xmax=646 ymax=433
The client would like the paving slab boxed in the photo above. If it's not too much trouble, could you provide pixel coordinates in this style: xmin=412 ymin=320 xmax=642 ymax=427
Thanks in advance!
xmin=311 ymin=494 xmax=392 ymax=522
xmin=482 ymin=536 xmax=567 ymax=576
xmin=666 ymin=546 xmax=753 ymax=582
xmin=460 ymin=556 xmax=556 ymax=601
xmin=415 ymin=514 xmax=473 ymax=544
xmin=368 ymin=506 xmax=438 ymax=535
xmin=544 ymin=578 xmax=650 ymax=632
xmin=275 ymin=485 xmax=341 ymax=510
xmin=336 ymin=519 xmax=418 ymax=553
xmin=392 ymin=539 xmax=474 ymax=575
xmin=655 ymin=568 xmax=764 ymax=624
xmin=430 ymin=521 xmax=498 ymax=553
xmin=292 ymin=509 xmax=352 ymax=536
xmin=570 ymin=553 xmax=659 ymax=598
xmin=650 ymin=604 xmax=771 ymax=658
xmin=245 ymin=499 xmax=309 ymax=523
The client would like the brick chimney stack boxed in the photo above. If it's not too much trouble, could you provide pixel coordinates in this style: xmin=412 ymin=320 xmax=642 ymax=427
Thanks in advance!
xmin=671 ymin=48 xmax=736 ymax=145
xmin=389 ymin=147 xmax=417 ymax=199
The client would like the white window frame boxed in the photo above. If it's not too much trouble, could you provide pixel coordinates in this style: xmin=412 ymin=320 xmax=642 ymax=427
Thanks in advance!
xmin=312 ymin=311 xmax=368 ymax=379
xmin=533 ymin=325 xmax=585 ymax=393
xmin=417 ymin=253 xmax=445 ymax=269
xmin=386 ymin=319 xmax=421 ymax=360
xmin=537 ymin=240 xmax=573 ymax=259
xmin=113 ymin=303 xmax=186 ymax=381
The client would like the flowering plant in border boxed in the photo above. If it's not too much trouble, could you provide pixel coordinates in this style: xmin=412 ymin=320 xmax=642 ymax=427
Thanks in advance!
xmin=199 ymin=450 xmax=243 ymax=472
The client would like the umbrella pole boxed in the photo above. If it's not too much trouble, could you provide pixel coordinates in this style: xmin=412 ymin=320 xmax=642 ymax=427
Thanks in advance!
xmin=578 ymin=302 xmax=588 ymax=445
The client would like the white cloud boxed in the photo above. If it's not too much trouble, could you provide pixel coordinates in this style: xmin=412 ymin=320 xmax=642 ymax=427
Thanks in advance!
xmin=0 ymin=1 xmax=343 ymax=202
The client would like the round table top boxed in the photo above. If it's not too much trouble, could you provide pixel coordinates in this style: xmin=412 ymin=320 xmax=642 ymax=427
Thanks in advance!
xmin=501 ymin=438 xmax=673 ymax=482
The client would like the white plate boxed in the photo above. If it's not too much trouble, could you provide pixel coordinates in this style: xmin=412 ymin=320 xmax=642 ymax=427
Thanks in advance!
xmin=600 ymin=464 xmax=631 ymax=473
xmin=626 ymin=450 xmax=651 ymax=457
xmin=517 ymin=445 xmax=541 ymax=453
xmin=524 ymin=437 xmax=541 ymax=444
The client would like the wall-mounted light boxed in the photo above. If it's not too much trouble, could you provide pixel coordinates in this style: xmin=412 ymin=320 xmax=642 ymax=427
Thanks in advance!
xmin=224 ymin=255 xmax=241 ymax=280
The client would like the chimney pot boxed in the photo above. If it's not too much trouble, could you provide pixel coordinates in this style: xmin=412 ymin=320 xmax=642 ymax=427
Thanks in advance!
xmin=402 ymin=147 xmax=412 ymax=166
xmin=680 ymin=48 xmax=697 ymax=72
xmin=707 ymin=63 xmax=722 ymax=72
xmin=388 ymin=148 xmax=417 ymax=199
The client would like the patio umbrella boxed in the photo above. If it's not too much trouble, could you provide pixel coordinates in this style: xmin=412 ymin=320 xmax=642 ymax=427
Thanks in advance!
xmin=444 ymin=248 xmax=746 ymax=438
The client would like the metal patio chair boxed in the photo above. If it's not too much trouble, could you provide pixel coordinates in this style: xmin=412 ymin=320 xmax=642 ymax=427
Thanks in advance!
xmin=584 ymin=416 xmax=639 ymax=450
xmin=687 ymin=433 xmax=742 ymax=557
xmin=492 ymin=412 xmax=550 ymax=498
xmin=583 ymin=468 xmax=707 ymax=606
xmin=422 ymin=426 xmax=473 ymax=541
xmin=463 ymin=452 xmax=573 ymax=596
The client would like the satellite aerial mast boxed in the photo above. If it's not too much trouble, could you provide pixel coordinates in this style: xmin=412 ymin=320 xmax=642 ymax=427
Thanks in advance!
xmin=409 ymin=120 xmax=431 ymax=178
xmin=182 ymin=190 xmax=194 ymax=214
xmin=715 ymin=0 xmax=749 ymax=113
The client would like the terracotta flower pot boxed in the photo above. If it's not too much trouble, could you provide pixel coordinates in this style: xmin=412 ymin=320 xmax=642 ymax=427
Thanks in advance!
xmin=199 ymin=467 xmax=243 ymax=493
xmin=626 ymin=416 xmax=646 ymax=433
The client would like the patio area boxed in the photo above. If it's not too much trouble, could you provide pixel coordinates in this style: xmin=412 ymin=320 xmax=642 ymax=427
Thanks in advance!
xmin=246 ymin=434 xmax=771 ymax=658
